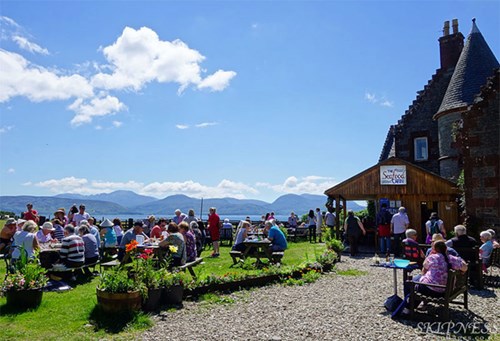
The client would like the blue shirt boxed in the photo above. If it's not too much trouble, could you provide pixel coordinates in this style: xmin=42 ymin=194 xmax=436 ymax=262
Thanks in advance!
xmin=268 ymin=226 xmax=287 ymax=250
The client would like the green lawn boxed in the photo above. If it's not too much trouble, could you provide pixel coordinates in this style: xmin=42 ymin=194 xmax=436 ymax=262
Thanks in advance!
xmin=0 ymin=220 xmax=325 ymax=340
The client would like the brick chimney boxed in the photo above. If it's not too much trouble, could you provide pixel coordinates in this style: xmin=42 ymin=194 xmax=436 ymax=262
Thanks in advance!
xmin=438 ymin=19 xmax=464 ymax=70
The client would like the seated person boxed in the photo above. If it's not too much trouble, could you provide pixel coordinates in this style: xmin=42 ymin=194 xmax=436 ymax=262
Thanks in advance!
xmin=52 ymin=219 xmax=65 ymax=241
xmin=426 ymin=234 xmax=459 ymax=257
xmin=87 ymin=218 xmax=101 ymax=247
xmin=118 ymin=221 xmax=149 ymax=261
xmin=402 ymin=229 xmax=425 ymax=264
xmin=264 ymin=220 xmax=287 ymax=252
xmin=100 ymin=218 xmax=117 ymax=247
xmin=11 ymin=220 xmax=39 ymax=261
xmin=179 ymin=221 xmax=197 ymax=262
xmin=159 ymin=222 xmax=186 ymax=267
xmin=232 ymin=221 xmax=251 ymax=252
xmin=0 ymin=218 xmax=17 ymax=253
xmin=79 ymin=224 xmax=100 ymax=265
xmin=446 ymin=224 xmax=477 ymax=249
xmin=405 ymin=240 xmax=467 ymax=299
xmin=59 ymin=225 xmax=85 ymax=268
xmin=479 ymin=231 xmax=493 ymax=272
xmin=36 ymin=222 xmax=55 ymax=244
xmin=486 ymin=229 xmax=499 ymax=249
xmin=150 ymin=218 xmax=168 ymax=239
xmin=287 ymin=212 xmax=298 ymax=233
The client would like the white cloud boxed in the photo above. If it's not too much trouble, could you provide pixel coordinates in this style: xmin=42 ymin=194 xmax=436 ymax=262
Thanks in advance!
xmin=95 ymin=125 xmax=103 ymax=130
xmin=197 ymin=70 xmax=237 ymax=92
xmin=256 ymin=175 xmax=337 ymax=195
xmin=7 ymin=168 xmax=15 ymax=174
xmin=0 ymin=125 xmax=14 ymax=134
xmin=91 ymin=26 xmax=236 ymax=93
xmin=251 ymin=23 xmax=259 ymax=29
xmin=0 ymin=50 xmax=94 ymax=103
xmin=195 ymin=122 xmax=218 ymax=128
xmin=0 ymin=16 xmax=20 ymax=28
xmin=112 ymin=120 xmax=123 ymax=128
xmin=68 ymin=94 xmax=126 ymax=126
xmin=12 ymin=35 xmax=49 ymax=55
xmin=364 ymin=91 xmax=394 ymax=108
xmin=24 ymin=177 xmax=259 ymax=198
xmin=176 ymin=124 xmax=189 ymax=129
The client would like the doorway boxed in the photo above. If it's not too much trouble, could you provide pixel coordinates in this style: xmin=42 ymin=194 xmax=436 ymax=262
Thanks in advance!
xmin=420 ymin=201 xmax=438 ymax=243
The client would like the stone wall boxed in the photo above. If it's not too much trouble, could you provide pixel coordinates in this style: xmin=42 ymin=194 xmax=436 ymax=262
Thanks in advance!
xmin=462 ymin=69 xmax=500 ymax=227
xmin=437 ymin=110 xmax=463 ymax=181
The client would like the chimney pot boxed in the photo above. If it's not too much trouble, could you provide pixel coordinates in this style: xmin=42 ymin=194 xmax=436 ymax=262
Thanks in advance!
xmin=452 ymin=18 xmax=458 ymax=34
xmin=443 ymin=21 xmax=450 ymax=36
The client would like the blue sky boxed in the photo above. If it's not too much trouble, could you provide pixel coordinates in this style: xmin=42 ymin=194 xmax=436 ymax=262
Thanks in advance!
xmin=0 ymin=1 xmax=499 ymax=202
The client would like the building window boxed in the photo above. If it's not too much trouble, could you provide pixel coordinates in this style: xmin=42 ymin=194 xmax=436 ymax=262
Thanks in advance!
xmin=414 ymin=137 xmax=428 ymax=161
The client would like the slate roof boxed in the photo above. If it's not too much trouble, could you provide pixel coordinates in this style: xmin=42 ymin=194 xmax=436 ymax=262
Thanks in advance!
xmin=436 ymin=19 xmax=499 ymax=116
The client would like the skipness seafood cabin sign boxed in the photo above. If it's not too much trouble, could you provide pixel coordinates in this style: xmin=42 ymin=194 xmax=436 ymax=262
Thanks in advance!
xmin=380 ymin=165 xmax=407 ymax=185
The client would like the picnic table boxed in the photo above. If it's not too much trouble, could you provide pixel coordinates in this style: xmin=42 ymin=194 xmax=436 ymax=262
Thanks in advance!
xmin=230 ymin=238 xmax=284 ymax=265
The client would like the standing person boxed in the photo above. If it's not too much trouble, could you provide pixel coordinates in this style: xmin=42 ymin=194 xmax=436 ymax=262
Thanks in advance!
xmin=207 ymin=207 xmax=220 ymax=257
xmin=425 ymin=212 xmax=446 ymax=244
xmin=23 ymin=203 xmax=39 ymax=223
xmin=112 ymin=218 xmax=124 ymax=245
xmin=173 ymin=209 xmax=187 ymax=224
xmin=344 ymin=210 xmax=366 ymax=256
xmin=307 ymin=210 xmax=317 ymax=243
xmin=325 ymin=208 xmax=336 ymax=239
xmin=391 ymin=206 xmax=409 ymax=257
xmin=376 ymin=203 xmax=393 ymax=254
xmin=72 ymin=204 xmax=90 ymax=226
xmin=315 ymin=208 xmax=323 ymax=243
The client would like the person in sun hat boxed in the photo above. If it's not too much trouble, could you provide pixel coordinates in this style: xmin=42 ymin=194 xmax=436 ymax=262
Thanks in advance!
xmin=54 ymin=208 xmax=68 ymax=226
xmin=16 ymin=219 xmax=26 ymax=232
xmin=0 ymin=218 xmax=17 ymax=252
xmin=99 ymin=218 xmax=117 ymax=247
xmin=36 ymin=221 xmax=56 ymax=244
xmin=425 ymin=233 xmax=458 ymax=257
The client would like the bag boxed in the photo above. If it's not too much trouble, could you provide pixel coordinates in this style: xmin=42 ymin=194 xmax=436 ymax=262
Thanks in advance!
xmin=384 ymin=294 xmax=403 ymax=312
xmin=391 ymin=294 xmax=410 ymax=319
xmin=429 ymin=220 xmax=440 ymax=235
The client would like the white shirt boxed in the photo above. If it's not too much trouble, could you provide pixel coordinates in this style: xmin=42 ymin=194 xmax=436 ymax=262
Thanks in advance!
xmin=391 ymin=212 xmax=409 ymax=234
xmin=325 ymin=212 xmax=335 ymax=226
xmin=73 ymin=212 xmax=91 ymax=226
xmin=36 ymin=229 xmax=53 ymax=243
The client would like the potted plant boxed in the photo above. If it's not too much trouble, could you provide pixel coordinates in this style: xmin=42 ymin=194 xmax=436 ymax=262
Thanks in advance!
xmin=96 ymin=240 xmax=145 ymax=313
xmin=316 ymin=249 xmax=337 ymax=272
xmin=2 ymin=249 xmax=48 ymax=309
xmin=159 ymin=269 xmax=190 ymax=305
xmin=136 ymin=248 xmax=162 ymax=311
xmin=326 ymin=237 xmax=344 ymax=261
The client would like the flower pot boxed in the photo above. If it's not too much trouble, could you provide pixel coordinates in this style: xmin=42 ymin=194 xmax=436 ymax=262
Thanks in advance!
xmin=6 ymin=289 xmax=43 ymax=309
xmin=96 ymin=289 xmax=142 ymax=313
xmin=142 ymin=287 xmax=162 ymax=312
xmin=161 ymin=285 xmax=184 ymax=305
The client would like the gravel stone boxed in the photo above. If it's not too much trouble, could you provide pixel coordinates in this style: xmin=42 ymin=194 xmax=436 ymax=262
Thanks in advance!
xmin=143 ymin=256 xmax=500 ymax=340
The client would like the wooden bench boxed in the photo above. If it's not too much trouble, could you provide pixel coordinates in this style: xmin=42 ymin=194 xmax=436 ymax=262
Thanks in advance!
xmin=408 ymin=268 xmax=468 ymax=320
xmin=50 ymin=261 xmax=100 ymax=276
xmin=177 ymin=257 xmax=203 ymax=279
xmin=230 ymin=250 xmax=243 ymax=265
xmin=454 ymin=246 xmax=483 ymax=289
xmin=271 ymin=252 xmax=284 ymax=263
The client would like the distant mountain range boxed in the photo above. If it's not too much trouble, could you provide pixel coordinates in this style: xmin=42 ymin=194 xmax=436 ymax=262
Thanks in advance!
xmin=0 ymin=190 xmax=366 ymax=217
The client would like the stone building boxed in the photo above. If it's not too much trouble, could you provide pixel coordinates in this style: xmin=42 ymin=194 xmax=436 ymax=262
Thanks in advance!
xmin=379 ymin=19 xmax=499 ymax=229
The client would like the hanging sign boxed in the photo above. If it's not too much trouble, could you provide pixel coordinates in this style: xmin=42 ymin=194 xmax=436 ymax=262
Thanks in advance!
xmin=380 ymin=165 xmax=407 ymax=185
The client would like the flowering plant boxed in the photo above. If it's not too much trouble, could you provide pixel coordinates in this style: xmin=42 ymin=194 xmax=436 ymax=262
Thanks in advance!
xmin=157 ymin=269 xmax=191 ymax=289
xmin=2 ymin=248 xmax=47 ymax=292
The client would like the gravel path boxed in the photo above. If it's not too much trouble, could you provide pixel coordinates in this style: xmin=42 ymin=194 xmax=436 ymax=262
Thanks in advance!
xmin=143 ymin=256 xmax=500 ymax=340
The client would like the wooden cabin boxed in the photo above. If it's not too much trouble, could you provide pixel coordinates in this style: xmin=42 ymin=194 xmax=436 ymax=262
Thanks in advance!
xmin=324 ymin=157 xmax=460 ymax=243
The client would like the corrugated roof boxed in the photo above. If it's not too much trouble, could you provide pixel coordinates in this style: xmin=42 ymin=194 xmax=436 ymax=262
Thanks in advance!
xmin=436 ymin=19 xmax=499 ymax=116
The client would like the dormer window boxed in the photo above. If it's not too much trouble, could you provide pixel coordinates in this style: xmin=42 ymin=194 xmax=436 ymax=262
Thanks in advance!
xmin=414 ymin=137 xmax=428 ymax=161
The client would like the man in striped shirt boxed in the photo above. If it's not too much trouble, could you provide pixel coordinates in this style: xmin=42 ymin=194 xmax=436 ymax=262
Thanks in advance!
xmin=60 ymin=225 xmax=85 ymax=268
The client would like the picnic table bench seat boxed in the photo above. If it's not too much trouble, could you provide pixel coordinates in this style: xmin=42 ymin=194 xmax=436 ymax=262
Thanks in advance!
xmin=50 ymin=261 xmax=100 ymax=273
xmin=408 ymin=268 xmax=468 ymax=320
xmin=177 ymin=257 xmax=203 ymax=279
xmin=230 ymin=250 xmax=284 ymax=265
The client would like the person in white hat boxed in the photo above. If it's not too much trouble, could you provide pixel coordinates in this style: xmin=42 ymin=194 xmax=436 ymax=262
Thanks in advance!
xmin=36 ymin=221 xmax=56 ymax=244
xmin=99 ymin=218 xmax=117 ymax=247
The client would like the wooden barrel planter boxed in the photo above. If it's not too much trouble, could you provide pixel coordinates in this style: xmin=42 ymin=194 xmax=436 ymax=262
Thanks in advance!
xmin=96 ymin=289 xmax=142 ymax=313
xmin=161 ymin=285 xmax=184 ymax=305
xmin=6 ymin=289 xmax=43 ymax=309
xmin=142 ymin=288 xmax=162 ymax=312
